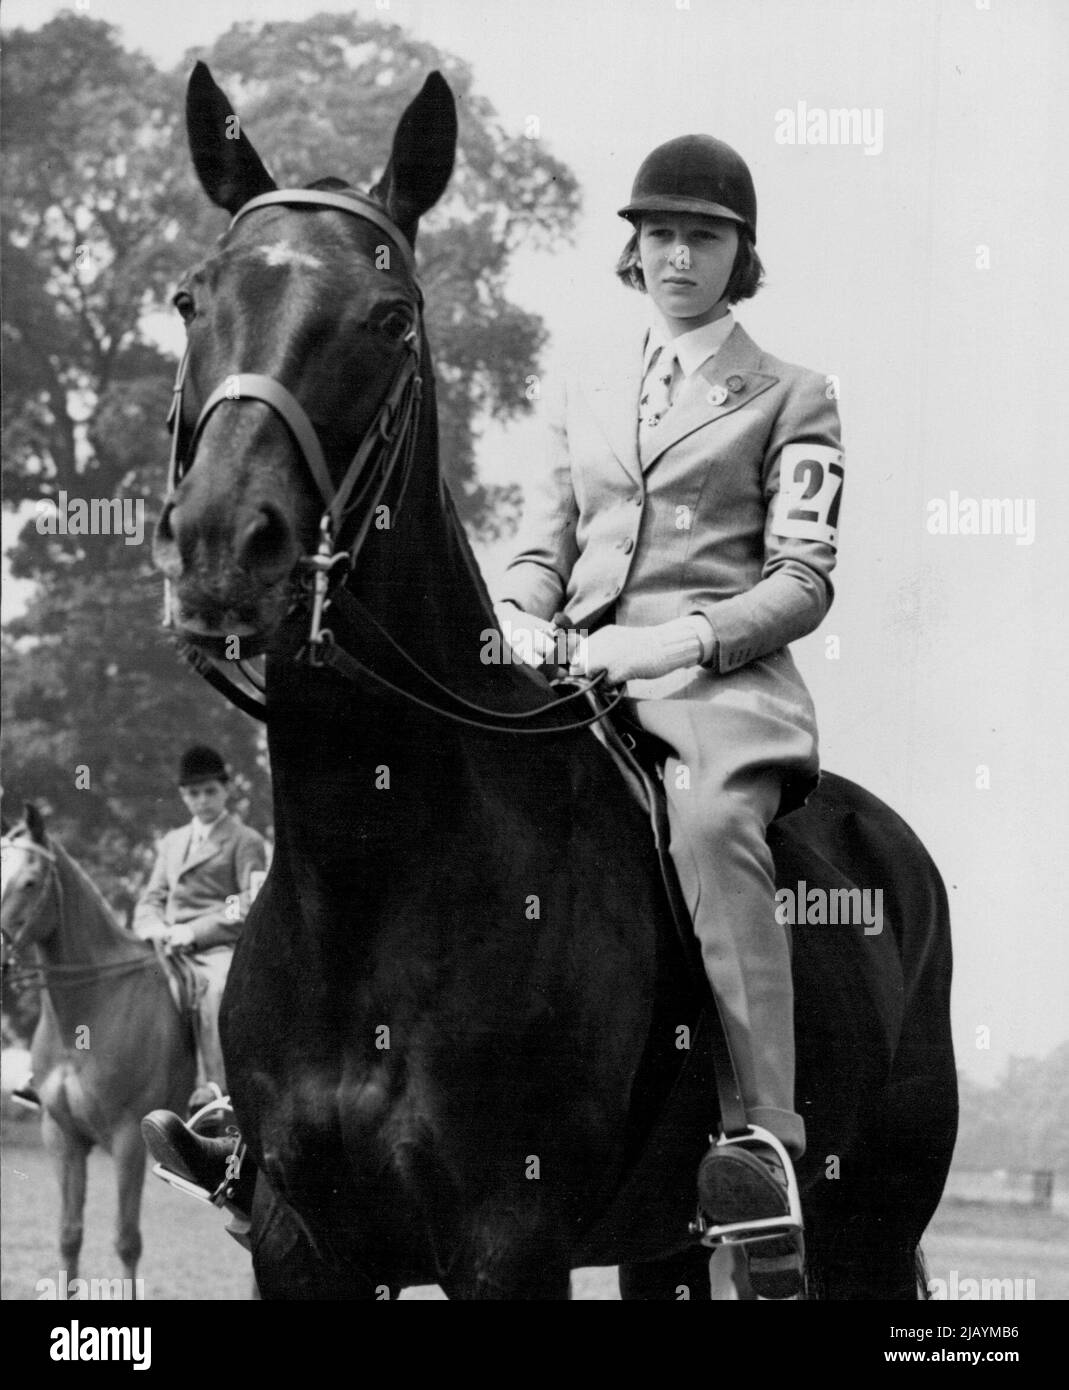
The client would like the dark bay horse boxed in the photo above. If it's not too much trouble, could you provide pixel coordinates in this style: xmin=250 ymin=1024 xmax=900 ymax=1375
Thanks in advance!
xmin=154 ymin=62 xmax=957 ymax=1299
xmin=0 ymin=806 xmax=194 ymax=1290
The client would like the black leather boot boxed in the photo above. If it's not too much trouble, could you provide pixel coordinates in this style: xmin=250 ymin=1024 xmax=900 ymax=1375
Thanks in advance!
xmin=697 ymin=1137 xmax=804 ymax=1299
xmin=141 ymin=1109 xmax=254 ymax=1216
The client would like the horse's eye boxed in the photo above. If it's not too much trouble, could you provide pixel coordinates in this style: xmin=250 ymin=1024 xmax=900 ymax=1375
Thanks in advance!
xmin=371 ymin=303 xmax=414 ymax=341
xmin=173 ymin=291 xmax=196 ymax=323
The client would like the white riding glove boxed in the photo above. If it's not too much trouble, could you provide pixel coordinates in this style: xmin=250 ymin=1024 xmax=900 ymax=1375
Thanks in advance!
xmin=493 ymin=601 xmax=565 ymax=667
xmin=568 ymin=617 xmax=714 ymax=686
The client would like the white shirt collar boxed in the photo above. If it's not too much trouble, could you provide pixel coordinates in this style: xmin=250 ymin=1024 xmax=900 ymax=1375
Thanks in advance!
xmin=643 ymin=311 xmax=736 ymax=378
xmin=189 ymin=810 xmax=226 ymax=845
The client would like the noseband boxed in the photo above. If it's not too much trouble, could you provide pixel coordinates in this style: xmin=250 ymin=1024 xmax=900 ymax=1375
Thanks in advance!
xmin=164 ymin=189 xmax=621 ymax=734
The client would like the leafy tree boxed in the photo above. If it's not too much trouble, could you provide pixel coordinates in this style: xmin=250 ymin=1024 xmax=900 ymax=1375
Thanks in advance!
xmin=2 ymin=16 xmax=269 ymax=917
xmin=1 ymin=11 xmax=578 ymax=940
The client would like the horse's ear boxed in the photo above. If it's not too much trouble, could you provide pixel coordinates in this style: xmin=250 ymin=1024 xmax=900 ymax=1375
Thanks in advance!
xmin=186 ymin=61 xmax=276 ymax=215
xmin=24 ymin=802 xmax=46 ymax=843
xmin=370 ymin=71 xmax=457 ymax=245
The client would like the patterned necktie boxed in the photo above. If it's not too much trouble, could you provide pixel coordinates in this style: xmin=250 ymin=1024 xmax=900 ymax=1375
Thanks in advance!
xmin=639 ymin=344 xmax=678 ymax=438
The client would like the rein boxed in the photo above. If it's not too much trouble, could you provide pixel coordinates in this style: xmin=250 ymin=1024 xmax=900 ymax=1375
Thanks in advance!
xmin=6 ymin=956 xmax=159 ymax=993
xmin=163 ymin=187 xmax=622 ymax=735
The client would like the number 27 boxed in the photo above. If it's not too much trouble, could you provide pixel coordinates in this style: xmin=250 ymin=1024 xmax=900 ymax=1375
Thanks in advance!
xmin=787 ymin=458 xmax=844 ymax=530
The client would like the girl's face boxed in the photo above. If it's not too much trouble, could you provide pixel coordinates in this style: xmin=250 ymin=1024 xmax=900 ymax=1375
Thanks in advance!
xmin=638 ymin=213 xmax=739 ymax=331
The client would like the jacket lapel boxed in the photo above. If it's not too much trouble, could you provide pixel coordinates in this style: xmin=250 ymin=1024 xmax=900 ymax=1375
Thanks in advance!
xmin=639 ymin=323 xmax=779 ymax=471
xmin=176 ymin=814 xmax=231 ymax=879
xmin=170 ymin=825 xmax=195 ymax=883
xmin=577 ymin=334 xmax=646 ymax=488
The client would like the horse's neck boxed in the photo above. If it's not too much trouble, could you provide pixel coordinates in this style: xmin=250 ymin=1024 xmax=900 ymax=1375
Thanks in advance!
xmin=43 ymin=844 xmax=141 ymax=968
xmin=325 ymin=376 xmax=549 ymax=712
xmin=267 ymin=397 xmax=556 ymax=877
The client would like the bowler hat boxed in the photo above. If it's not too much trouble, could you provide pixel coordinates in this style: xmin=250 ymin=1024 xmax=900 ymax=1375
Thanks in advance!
xmin=619 ymin=135 xmax=757 ymax=241
xmin=178 ymin=745 xmax=229 ymax=786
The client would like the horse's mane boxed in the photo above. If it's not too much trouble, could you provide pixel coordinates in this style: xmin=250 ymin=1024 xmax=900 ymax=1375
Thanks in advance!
xmin=53 ymin=840 xmax=135 ymax=941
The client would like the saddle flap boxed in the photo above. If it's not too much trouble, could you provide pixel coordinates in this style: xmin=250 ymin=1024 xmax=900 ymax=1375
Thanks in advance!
xmin=154 ymin=942 xmax=199 ymax=1019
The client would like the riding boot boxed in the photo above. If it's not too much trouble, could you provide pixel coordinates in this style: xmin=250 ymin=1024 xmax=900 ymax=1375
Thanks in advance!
xmin=697 ymin=1136 xmax=804 ymax=1299
xmin=141 ymin=1110 xmax=256 ymax=1218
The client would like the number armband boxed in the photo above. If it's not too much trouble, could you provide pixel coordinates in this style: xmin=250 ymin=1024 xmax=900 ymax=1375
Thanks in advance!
xmin=770 ymin=443 xmax=845 ymax=547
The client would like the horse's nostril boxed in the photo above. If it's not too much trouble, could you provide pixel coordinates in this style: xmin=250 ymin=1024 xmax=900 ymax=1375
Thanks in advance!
xmin=236 ymin=505 xmax=297 ymax=583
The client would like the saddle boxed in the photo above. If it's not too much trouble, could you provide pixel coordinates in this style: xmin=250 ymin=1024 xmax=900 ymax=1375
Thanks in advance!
xmin=586 ymin=685 xmax=812 ymax=826
xmin=573 ymin=677 xmax=804 ymax=916
xmin=154 ymin=943 xmax=200 ymax=1024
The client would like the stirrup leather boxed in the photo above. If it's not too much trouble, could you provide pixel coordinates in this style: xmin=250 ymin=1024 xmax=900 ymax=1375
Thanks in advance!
xmin=689 ymin=1125 xmax=803 ymax=1248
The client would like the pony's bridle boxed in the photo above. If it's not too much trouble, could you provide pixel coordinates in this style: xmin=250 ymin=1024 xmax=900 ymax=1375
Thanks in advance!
xmin=0 ymin=831 xmax=156 ymax=991
xmin=164 ymin=188 xmax=620 ymax=734
xmin=0 ymin=834 xmax=58 ymax=957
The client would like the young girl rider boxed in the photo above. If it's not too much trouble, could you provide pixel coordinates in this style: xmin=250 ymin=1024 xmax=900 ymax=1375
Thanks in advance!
xmin=494 ymin=134 xmax=844 ymax=1296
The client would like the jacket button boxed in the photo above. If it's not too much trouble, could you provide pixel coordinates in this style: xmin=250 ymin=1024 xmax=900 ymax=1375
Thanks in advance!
xmin=618 ymin=537 xmax=634 ymax=553
xmin=726 ymin=375 xmax=745 ymax=393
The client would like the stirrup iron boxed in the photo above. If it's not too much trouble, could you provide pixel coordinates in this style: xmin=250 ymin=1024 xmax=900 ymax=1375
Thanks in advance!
xmin=151 ymin=1093 xmax=246 ymax=1210
xmin=689 ymin=1124 xmax=803 ymax=1248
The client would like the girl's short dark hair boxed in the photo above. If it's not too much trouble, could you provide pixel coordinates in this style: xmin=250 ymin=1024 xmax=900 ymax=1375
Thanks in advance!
xmin=614 ymin=224 xmax=765 ymax=304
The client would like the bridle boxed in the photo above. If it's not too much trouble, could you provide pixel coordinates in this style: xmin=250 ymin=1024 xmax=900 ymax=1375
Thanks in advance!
xmin=1 ymin=833 xmax=58 ymax=956
xmin=163 ymin=187 xmax=621 ymax=734
xmin=0 ymin=831 xmax=155 ymax=991
xmin=164 ymin=189 xmax=423 ymax=706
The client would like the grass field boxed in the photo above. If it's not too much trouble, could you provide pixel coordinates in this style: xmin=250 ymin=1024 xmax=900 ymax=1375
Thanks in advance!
xmin=3 ymin=1121 xmax=1065 ymax=1301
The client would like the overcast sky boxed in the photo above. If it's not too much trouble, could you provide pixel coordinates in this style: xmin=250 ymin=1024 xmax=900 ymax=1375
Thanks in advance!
xmin=4 ymin=0 xmax=1067 ymax=1082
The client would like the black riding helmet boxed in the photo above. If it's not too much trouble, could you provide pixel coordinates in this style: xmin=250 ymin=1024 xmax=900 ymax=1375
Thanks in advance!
xmin=618 ymin=134 xmax=757 ymax=243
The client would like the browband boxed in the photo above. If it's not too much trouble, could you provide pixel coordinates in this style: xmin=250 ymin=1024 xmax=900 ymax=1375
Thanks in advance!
xmin=229 ymin=189 xmax=419 ymax=282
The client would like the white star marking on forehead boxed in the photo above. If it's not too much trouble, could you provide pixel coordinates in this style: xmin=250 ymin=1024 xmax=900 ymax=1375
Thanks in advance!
xmin=253 ymin=244 xmax=325 ymax=271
